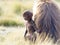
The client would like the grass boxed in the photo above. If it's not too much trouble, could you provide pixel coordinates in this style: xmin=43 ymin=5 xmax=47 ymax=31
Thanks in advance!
xmin=0 ymin=15 xmax=24 ymax=27
xmin=13 ymin=1 xmax=33 ymax=15
xmin=0 ymin=27 xmax=59 ymax=45
xmin=0 ymin=1 xmax=33 ymax=26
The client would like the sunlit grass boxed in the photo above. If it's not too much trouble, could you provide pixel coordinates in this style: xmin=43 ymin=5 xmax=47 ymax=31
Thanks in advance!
xmin=0 ymin=27 xmax=59 ymax=45
xmin=0 ymin=15 xmax=24 ymax=27
xmin=13 ymin=1 xmax=33 ymax=15
xmin=0 ymin=1 xmax=33 ymax=26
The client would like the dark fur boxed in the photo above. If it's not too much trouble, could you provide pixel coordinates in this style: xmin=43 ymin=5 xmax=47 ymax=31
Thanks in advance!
xmin=34 ymin=0 xmax=60 ymax=43
xmin=23 ymin=11 xmax=37 ymax=42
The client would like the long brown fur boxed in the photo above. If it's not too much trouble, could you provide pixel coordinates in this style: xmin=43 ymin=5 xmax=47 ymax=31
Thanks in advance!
xmin=34 ymin=0 xmax=60 ymax=43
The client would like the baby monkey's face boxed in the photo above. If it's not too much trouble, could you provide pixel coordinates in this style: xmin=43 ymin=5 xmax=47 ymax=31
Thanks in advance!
xmin=23 ymin=16 xmax=28 ymax=20
xmin=23 ymin=15 xmax=31 ymax=21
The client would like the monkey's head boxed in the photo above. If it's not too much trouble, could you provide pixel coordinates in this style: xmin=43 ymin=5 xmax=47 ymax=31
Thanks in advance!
xmin=23 ymin=11 xmax=33 ymax=21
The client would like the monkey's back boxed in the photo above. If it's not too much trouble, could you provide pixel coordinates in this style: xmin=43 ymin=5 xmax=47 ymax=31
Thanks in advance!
xmin=34 ymin=1 xmax=60 ymax=42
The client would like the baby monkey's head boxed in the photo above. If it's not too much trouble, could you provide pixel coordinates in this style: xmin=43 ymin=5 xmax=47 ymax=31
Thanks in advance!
xmin=23 ymin=11 xmax=33 ymax=21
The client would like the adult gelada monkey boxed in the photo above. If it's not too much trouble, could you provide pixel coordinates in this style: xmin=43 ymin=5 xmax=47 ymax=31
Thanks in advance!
xmin=33 ymin=0 xmax=60 ymax=43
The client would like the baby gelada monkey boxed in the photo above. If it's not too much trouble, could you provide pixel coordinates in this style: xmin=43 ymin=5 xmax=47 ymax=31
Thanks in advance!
xmin=23 ymin=11 xmax=37 ymax=42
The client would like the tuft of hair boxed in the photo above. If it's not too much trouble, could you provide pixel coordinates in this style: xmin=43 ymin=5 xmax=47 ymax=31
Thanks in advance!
xmin=34 ymin=0 xmax=60 ymax=43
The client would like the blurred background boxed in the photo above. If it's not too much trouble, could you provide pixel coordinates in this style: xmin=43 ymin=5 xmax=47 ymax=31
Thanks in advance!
xmin=0 ymin=0 xmax=59 ymax=27
xmin=0 ymin=0 xmax=34 ymax=27
xmin=0 ymin=0 xmax=59 ymax=45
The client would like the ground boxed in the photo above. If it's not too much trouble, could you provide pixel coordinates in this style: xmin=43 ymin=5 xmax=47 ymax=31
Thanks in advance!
xmin=0 ymin=26 xmax=26 ymax=45
xmin=0 ymin=26 xmax=58 ymax=45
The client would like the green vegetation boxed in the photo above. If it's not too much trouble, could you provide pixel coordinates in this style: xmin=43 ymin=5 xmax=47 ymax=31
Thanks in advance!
xmin=0 ymin=7 xmax=3 ymax=16
xmin=0 ymin=0 xmax=59 ymax=27
xmin=14 ymin=5 xmax=21 ymax=14
xmin=0 ymin=19 xmax=24 ymax=27
xmin=14 ymin=1 xmax=33 ymax=15
xmin=0 ymin=1 xmax=32 ymax=27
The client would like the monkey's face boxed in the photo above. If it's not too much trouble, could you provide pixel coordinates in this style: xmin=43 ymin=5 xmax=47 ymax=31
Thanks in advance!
xmin=23 ymin=16 xmax=28 ymax=20
xmin=23 ymin=15 xmax=31 ymax=21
